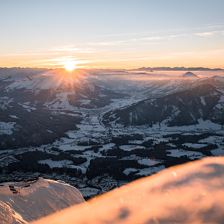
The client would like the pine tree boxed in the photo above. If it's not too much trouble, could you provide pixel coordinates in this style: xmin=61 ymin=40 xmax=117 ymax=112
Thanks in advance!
xmin=221 ymin=107 xmax=224 ymax=129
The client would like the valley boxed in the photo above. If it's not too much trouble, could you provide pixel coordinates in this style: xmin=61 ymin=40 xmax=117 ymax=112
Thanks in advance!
xmin=0 ymin=68 xmax=224 ymax=199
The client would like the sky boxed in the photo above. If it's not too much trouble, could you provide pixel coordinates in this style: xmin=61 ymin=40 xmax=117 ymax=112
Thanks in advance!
xmin=0 ymin=0 xmax=224 ymax=69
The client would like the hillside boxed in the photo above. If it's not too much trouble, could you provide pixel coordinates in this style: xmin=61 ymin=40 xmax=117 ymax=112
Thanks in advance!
xmin=103 ymin=78 xmax=224 ymax=127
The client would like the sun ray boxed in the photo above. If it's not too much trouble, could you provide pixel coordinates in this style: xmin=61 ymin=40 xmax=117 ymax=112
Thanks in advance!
xmin=64 ymin=60 xmax=77 ymax=72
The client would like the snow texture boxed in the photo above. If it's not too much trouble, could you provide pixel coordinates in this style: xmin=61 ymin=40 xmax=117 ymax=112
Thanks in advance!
xmin=0 ymin=178 xmax=84 ymax=224
xmin=33 ymin=157 xmax=224 ymax=224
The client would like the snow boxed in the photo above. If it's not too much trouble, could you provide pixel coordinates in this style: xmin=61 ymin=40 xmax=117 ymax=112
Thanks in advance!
xmin=151 ymin=119 xmax=221 ymax=132
xmin=18 ymin=102 xmax=36 ymax=112
xmin=138 ymin=158 xmax=161 ymax=166
xmin=0 ymin=97 xmax=13 ymax=110
xmin=0 ymin=155 xmax=19 ymax=166
xmin=0 ymin=178 xmax=84 ymax=223
xmin=183 ymin=143 xmax=207 ymax=149
xmin=211 ymin=148 xmax=224 ymax=156
xmin=98 ymin=143 xmax=116 ymax=152
xmin=167 ymin=149 xmax=203 ymax=159
xmin=0 ymin=122 xmax=16 ymax=135
xmin=0 ymin=201 xmax=27 ymax=224
xmin=216 ymin=95 xmax=224 ymax=109
xmin=218 ymin=95 xmax=224 ymax=103
xmin=123 ymin=168 xmax=138 ymax=175
xmin=200 ymin=96 xmax=206 ymax=106
xmin=45 ymin=92 xmax=75 ymax=111
xmin=119 ymin=145 xmax=145 ymax=151
xmin=9 ymin=115 xmax=19 ymax=119
xmin=6 ymin=71 xmax=86 ymax=92
xmin=79 ymin=99 xmax=91 ymax=106
xmin=128 ymin=140 xmax=144 ymax=144
xmin=1 ymin=69 xmax=224 ymax=221
xmin=136 ymin=165 xmax=165 ymax=176
xmin=199 ymin=135 xmax=224 ymax=145
xmin=38 ymin=159 xmax=73 ymax=168
xmin=59 ymin=144 xmax=88 ymax=151
xmin=33 ymin=157 xmax=224 ymax=224
xmin=79 ymin=187 xmax=100 ymax=198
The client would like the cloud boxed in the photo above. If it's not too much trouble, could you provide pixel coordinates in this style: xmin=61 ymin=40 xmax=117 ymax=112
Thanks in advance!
xmin=195 ymin=29 xmax=224 ymax=37
xmin=87 ymin=34 xmax=180 ymax=47
xmin=195 ymin=32 xmax=215 ymax=37
xmin=49 ymin=46 xmax=95 ymax=54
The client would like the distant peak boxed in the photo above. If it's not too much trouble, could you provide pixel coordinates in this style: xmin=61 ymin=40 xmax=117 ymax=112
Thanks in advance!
xmin=182 ymin=71 xmax=199 ymax=78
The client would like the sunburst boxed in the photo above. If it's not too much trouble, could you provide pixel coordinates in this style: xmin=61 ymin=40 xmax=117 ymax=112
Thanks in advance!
xmin=63 ymin=60 xmax=77 ymax=72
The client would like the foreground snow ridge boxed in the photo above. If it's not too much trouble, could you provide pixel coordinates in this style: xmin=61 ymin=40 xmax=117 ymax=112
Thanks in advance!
xmin=0 ymin=178 xmax=84 ymax=224
xmin=34 ymin=157 xmax=224 ymax=224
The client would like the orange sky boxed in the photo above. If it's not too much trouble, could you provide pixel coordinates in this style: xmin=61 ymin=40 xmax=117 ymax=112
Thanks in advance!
xmin=1 ymin=1 xmax=224 ymax=69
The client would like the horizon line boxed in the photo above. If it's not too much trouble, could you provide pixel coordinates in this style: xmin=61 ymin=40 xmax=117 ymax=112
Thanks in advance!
xmin=0 ymin=66 xmax=223 ymax=71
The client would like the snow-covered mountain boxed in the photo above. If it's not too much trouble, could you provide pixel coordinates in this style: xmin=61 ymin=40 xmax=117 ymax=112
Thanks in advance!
xmin=0 ymin=68 xmax=124 ymax=149
xmin=0 ymin=68 xmax=224 ymax=200
xmin=0 ymin=177 xmax=84 ymax=224
xmin=103 ymin=77 xmax=224 ymax=127
xmin=182 ymin=71 xmax=199 ymax=78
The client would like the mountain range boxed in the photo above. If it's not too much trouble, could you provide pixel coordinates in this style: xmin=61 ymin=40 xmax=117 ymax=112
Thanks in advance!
xmin=0 ymin=68 xmax=224 ymax=199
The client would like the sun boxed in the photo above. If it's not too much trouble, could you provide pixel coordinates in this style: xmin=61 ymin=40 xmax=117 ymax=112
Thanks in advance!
xmin=64 ymin=61 xmax=77 ymax=72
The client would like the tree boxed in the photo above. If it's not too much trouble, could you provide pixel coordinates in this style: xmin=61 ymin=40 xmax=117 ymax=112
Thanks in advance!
xmin=221 ymin=107 xmax=224 ymax=130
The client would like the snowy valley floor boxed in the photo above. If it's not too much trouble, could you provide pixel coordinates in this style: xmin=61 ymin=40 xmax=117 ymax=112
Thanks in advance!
xmin=1 ymin=105 xmax=224 ymax=199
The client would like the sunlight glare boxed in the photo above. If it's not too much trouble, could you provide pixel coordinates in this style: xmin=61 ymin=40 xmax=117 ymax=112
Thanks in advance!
xmin=64 ymin=60 xmax=77 ymax=72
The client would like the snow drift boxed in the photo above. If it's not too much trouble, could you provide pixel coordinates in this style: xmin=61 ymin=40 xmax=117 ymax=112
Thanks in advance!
xmin=33 ymin=157 xmax=224 ymax=224
xmin=0 ymin=178 xmax=84 ymax=224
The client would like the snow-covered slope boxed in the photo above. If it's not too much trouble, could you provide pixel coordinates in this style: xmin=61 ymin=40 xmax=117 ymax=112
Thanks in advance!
xmin=0 ymin=178 xmax=84 ymax=224
xmin=103 ymin=77 xmax=224 ymax=127
xmin=0 ymin=68 xmax=124 ymax=149
xmin=1 ymin=68 xmax=224 ymax=202
xmin=182 ymin=71 xmax=198 ymax=78
xmin=33 ymin=157 xmax=224 ymax=224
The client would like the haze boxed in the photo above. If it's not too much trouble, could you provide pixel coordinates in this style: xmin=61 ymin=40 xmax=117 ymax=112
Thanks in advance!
xmin=0 ymin=0 xmax=224 ymax=69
